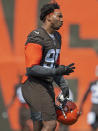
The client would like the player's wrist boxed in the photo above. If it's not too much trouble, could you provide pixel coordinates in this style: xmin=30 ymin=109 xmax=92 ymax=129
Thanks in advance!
xmin=61 ymin=87 xmax=69 ymax=98
xmin=55 ymin=65 xmax=65 ymax=75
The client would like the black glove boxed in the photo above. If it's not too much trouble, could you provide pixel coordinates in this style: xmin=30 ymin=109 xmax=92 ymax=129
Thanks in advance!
xmin=61 ymin=87 xmax=69 ymax=98
xmin=55 ymin=63 xmax=75 ymax=75
xmin=57 ymin=87 xmax=69 ymax=104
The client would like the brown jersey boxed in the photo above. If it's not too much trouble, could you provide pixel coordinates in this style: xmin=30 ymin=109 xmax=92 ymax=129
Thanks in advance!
xmin=24 ymin=27 xmax=61 ymax=82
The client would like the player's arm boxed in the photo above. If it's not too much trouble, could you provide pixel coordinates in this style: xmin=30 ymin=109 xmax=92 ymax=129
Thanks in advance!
xmin=25 ymin=43 xmax=75 ymax=77
xmin=79 ymin=85 xmax=91 ymax=112
xmin=25 ymin=43 xmax=57 ymax=77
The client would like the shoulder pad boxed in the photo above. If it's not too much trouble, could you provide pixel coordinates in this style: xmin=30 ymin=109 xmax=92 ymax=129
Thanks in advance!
xmin=25 ymin=28 xmax=44 ymax=45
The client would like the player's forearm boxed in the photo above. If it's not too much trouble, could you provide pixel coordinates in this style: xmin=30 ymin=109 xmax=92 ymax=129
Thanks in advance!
xmin=81 ymin=87 xmax=90 ymax=103
xmin=26 ymin=65 xmax=56 ymax=77
xmin=26 ymin=64 xmax=75 ymax=77
xmin=54 ymin=75 xmax=68 ymax=88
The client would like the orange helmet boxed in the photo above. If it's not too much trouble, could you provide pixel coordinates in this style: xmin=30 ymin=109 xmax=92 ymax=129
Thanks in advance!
xmin=56 ymin=100 xmax=80 ymax=125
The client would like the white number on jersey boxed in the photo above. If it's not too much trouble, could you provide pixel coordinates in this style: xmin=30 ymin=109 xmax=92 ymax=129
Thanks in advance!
xmin=43 ymin=49 xmax=60 ymax=68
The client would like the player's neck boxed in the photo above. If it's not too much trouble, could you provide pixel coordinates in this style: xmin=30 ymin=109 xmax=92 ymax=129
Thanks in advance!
xmin=42 ymin=23 xmax=55 ymax=34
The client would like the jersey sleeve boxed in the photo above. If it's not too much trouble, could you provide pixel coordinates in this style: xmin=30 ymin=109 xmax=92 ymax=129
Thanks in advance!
xmin=25 ymin=43 xmax=42 ymax=67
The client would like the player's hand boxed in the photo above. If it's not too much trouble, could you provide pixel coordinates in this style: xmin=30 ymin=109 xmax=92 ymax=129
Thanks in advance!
xmin=56 ymin=87 xmax=69 ymax=104
xmin=61 ymin=87 xmax=69 ymax=98
xmin=55 ymin=63 xmax=75 ymax=75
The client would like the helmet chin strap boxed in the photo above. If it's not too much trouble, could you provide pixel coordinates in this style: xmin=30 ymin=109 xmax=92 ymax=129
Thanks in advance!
xmin=59 ymin=103 xmax=67 ymax=119
xmin=55 ymin=99 xmax=67 ymax=119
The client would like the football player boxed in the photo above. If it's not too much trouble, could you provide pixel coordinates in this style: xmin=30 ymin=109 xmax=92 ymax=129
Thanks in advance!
xmin=22 ymin=3 xmax=75 ymax=131
xmin=79 ymin=66 xmax=98 ymax=131
xmin=7 ymin=75 xmax=33 ymax=131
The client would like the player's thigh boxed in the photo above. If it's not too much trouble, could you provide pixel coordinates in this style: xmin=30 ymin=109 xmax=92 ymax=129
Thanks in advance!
xmin=22 ymin=79 xmax=57 ymax=121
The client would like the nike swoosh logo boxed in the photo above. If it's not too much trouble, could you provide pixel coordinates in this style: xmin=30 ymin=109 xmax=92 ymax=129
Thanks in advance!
xmin=34 ymin=31 xmax=39 ymax=34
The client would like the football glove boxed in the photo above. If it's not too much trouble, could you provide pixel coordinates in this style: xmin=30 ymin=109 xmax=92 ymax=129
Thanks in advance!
xmin=55 ymin=63 xmax=75 ymax=76
xmin=56 ymin=87 xmax=69 ymax=104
